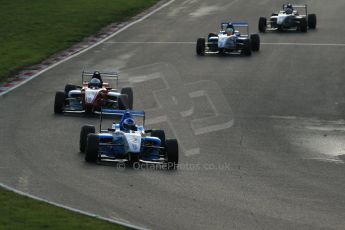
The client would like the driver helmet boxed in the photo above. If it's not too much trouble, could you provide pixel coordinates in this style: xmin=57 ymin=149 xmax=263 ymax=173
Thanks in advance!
xmin=93 ymin=71 xmax=101 ymax=80
xmin=123 ymin=118 xmax=136 ymax=131
xmin=89 ymin=78 xmax=101 ymax=88
xmin=226 ymin=26 xmax=234 ymax=35
xmin=286 ymin=3 xmax=293 ymax=14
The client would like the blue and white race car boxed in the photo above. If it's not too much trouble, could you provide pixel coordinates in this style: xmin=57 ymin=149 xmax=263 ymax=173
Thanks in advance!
xmin=258 ymin=3 xmax=317 ymax=32
xmin=196 ymin=21 xmax=260 ymax=56
xmin=79 ymin=109 xmax=179 ymax=169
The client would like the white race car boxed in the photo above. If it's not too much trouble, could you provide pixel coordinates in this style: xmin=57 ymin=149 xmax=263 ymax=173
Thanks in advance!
xmin=196 ymin=21 xmax=260 ymax=56
xmin=258 ymin=3 xmax=317 ymax=32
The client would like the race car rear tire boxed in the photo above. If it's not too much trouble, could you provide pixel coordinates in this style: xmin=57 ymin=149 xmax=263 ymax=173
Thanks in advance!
xmin=208 ymin=33 xmax=217 ymax=40
xmin=258 ymin=17 xmax=267 ymax=33
xmin=85 ymin=134 xmax=99 ymax=162
xmin=119 ymin=95 xmax=128 ymax=110
xmin=80 ymin=125 xmax=95 ymax=153
xmin=196 ymin=38 xmax=205 ymax=56
xmin=300 ymin=18 xmax=307 ymax=32
xmin=166 ymin=139 xmax=178 ymax=170
xmin=308 ymin=14 xmax=317 ymax=29
xmin=151 ymin=130 xmax=166 ymax=147
xmin=64 ymin=84 xmax=77 ymax=94
xmin=120 ymin=87 xmax=133 ymax=110
xmin=243 ymin=40 xmax=252 ymax=56
xmin=54 ymin=91 xmax=65 ymax=114
xmin=250 ymin=34 xmax=260 ymax=52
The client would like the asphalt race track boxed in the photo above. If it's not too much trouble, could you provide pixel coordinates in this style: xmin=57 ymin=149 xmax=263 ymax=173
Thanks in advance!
xmin=1 ymin=0 xmax=345 ymax=229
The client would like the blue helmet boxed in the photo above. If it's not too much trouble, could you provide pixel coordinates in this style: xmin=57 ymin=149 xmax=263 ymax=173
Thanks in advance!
xmin=226 ymin=27 xmax=234 ymax=34
xmin=122 ymin=118 xmax=136 ymax=131
xmin=89 ymin=78 xmax=101 ymax=88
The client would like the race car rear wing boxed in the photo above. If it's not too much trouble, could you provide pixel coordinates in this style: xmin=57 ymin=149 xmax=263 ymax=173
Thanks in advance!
xmin=97 ymin=108 xmax=146 ymax=132
xmin=233 ymin=21 xmax=250 ymax=36
xmin=232 ymin=21 xmax=249 ymax=27
xmin=81 ymin=70 xmax=119 ymax=89
xmin=99 ymin=108 xmax=146 ymax=126
xmin=221 ymin=21 xmax=250 ymax=35
xmin=100 ymin=109 xmax=145 ymax=117
xmin=282 ymin=4 xmax=307 ymax=16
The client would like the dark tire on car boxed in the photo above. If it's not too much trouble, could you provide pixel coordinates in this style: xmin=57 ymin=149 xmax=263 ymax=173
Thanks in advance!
xmin=208 ymin=33 xmax=217 ymax=40
xmin=85 ymin=134 xmax=99 ymax=163
xmin=54 ymin=91 xmax=65 ymax=114
xmin=85 ymin=105 xmax=93 ymax=115
xmin=166 ymin=139 xmax=178 ymax=170
xmin=64 ymin=84 xmax=77 ymax=94
xmin=119 ymin=94 xmax=129 ymax=110
xmin=120 ymin=87 xmax=133 ymax=110
xmin=277 ymin=25 xmax=283 ymax=32
xmin=128 ymin=153 xmax=139 ymax=167
xmin=308 ymin=14 xmax=317 ymax=29
xmin=300 ymin=18 xmax=307 ymax=32
xmin=80 ymin=125 xmax=95 ymax=153
xmin=151 ymin=130 xmax=166 ymax=147
xmin=196 ymin=38 xmax=206 ymax=56
xmin=258 ymin=17 xmax=267 ymax=33
xmin=243 ymin=40 xmax=252 ymax=56
xmin=250 ymin=34 xmax=260 ymax=52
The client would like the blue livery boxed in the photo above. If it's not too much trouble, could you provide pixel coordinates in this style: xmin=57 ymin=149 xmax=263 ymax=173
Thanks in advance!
xmin=79 ymin=110 xmax=179 ymax=169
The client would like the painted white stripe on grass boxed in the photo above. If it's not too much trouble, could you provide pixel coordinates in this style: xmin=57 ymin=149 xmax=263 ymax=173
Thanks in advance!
xmin=0 ymin=182 xmax=148 ymax=230
xmin=0 ymin=0 xmax=176 ymax=97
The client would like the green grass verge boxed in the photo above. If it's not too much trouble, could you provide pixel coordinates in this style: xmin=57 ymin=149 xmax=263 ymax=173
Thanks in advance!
xmin=0 ymin=0 xmax=160 ymax=82
xmin=0 ymin=187 xmax=129 ymax=229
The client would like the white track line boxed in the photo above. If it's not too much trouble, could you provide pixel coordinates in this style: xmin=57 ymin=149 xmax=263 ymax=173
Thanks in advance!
xmin=105 ymin=41 xmax=195 ymax=44
xmin=105 ymin=41 xmax=345 ymax=47
xmin=0 ymin=0 xmax=176 ymax=97
xmin=262 ymin=42 xmax=345 ymax=46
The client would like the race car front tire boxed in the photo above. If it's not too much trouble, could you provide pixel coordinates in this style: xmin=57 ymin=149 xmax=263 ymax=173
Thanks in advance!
xmin=258 ymin=17 xmax=267 ymax=33
xmin=308 ymin=14 xmax=317 ymax=29
xmin=85 ymin=134 xmax=99 ymax=163
xmin=120 ymin=87 xmax=133 ymax=110
xmin=54 ymin=91 xmax=65 ymax=114
xmin=151 ymin=130 xmax=166 ymax=147
xmin=166 ymin=139 xmax=178 ymax=170
xmin=196 ymin=38 xmax=205 ymax=56
xmin=80 ymin=125 xmax=95 ymax=153
xmin=250 ymin=34 xmax=260 ymax=52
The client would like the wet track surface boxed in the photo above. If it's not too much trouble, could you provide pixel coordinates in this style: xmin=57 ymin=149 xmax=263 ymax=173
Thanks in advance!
xmin=1 ymin=0 xmax=345 ymax=229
